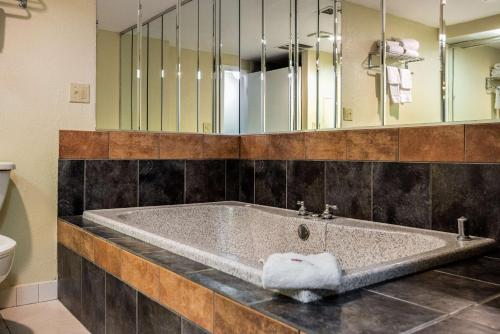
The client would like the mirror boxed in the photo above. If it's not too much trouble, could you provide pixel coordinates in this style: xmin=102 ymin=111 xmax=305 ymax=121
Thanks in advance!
xmin=445 ymin=0 xmax=500 ymax=122
xmin=96 ymin=0 xmax=500 ymax=134
xmin=96 ymin=0 xmax=139 ymax=130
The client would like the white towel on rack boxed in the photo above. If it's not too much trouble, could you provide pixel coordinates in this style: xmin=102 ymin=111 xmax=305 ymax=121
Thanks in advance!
xmin=377 ymin=40 xmax=405 ymax=55
xmin=496 ymin=87 xmax=500 ymax=111
xmin=399 ymin=68 xmax=413 ymax=90
xmin=491 ymin=68 xmax=500 ymax=78
xmin=398 ymin=38 xmax=420 ymax=51
xmin=387 ymin=66 xmax=400 ymax=85
xmin=494 ymin=63 xmax=500 ymax=70
xmin=404 ymin=49 xmax=420 ymax=58
xmin=387 ymin=66 xmax=401 ymax=103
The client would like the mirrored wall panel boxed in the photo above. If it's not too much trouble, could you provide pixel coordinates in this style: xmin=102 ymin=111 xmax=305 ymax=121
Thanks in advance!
xmin=445 ymin=0 xmax=500 ymax=122
xmin=96 ymin=0 xmax=500 ymax=134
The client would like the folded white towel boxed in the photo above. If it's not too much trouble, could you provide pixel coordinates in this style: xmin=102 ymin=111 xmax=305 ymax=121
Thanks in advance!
xmin=494 ymin=63 xmax=500 ymax=70
xmin=399 ymin=68 xmax=412 ymax=90
xmin=398 ymin=38 xmax=420 ymax=51
xmin=377 ymin=40 xmax=405 ymax=55
xmin=404 ymin=49 xmax=420 ymax=58
xmin=262 ymin=253 xmax=342 ymax=290
xmin=492 ymin=68 xmax=500 ymax=78
xmin=400 ymin=88 xmax=413 ymax=104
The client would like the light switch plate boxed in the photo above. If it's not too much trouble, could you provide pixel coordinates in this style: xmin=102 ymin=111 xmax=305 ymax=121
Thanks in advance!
xmin=203 ymin=123 xmax=212 ymax=133
xmin=70 ymin=83 xmax=90 ymax=104
xmin=343 ymin=107 xmax=353 ymax=121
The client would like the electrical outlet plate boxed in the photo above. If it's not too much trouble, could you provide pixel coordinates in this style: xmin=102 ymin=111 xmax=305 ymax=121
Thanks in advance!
xmin=343 ymin=107 xmax=353 ymax=121
xmin=203 ymin=123 xmax=212 ymax=133
xmin=70 ymin=83 xmax=90 ymax=104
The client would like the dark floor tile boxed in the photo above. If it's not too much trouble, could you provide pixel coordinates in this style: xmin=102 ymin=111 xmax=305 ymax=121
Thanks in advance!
xmin=181 ymin=319 xmax=209 ymax=334
xmin=58 ymin=244 xmax=82 ymax=320
xmin=431 ymin=164 xmax=500 ymax=239
xmin=58 ymin=160 xmax=84 ymax=216
xmin=486 ymin=247 xmax=500 ymax=259
xmin=139 ymin=160 xmax=184 ymax=207
xmin=185 ymin=160 xmax=225 ymax=203
xmin=437 ymin=257 xmax=500 ymax=285
xmin=373 ymin=163 xmax=431 ymax=229
xmin=325 ymin=161 xmax=372 ymax=220
xmin=225 ymin=160 xmax=240 ymax=201
xmin=85 ymin=160 xmax=138 ymax=210
xmin=60 ymin=216 xmax=100 ymax=229
xmin=138 ymin=292 xmax=181 ymax=334
xmin=239 ymin=160 xmax=255 ymax=203
xmin=85 ymin=226 xmax=128 ymax=239
xmin=82 ymin=259 xmax=105 ymax=334
xmin=253 ymin=290 xmax=442 ymax=334
xmin=110 ymin=236 xmax=164 ymax=254
xmin=187 ymin=269 xmax=277 ymax=305
xmin=255 ymin=160 xmax=286 ymax=209
xmin=416 ymin=318 xmax=498 ymax=334
xmin=105 ymin=274 xmax=137 ymax=334
xmin=368 ymin=270 xmax=500 ymax=313
xmin=457 ymin=296 xmax=500 ymax=331
xmin=143 ymin=250 xmax=209 ymax=274
xmin=286 ymin=161 xmax=325 ymax=213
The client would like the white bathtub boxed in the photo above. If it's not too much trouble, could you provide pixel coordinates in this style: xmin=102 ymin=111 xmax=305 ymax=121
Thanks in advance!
xmin=83 ymin=202 xmax=495 ymax=302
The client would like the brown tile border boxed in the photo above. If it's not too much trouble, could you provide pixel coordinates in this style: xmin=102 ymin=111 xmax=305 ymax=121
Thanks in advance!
xmin=346 ymin=129 xmax=399 ymax=161
xmin=121 ymin=250 xmax=160 ymax=300
xmin=400 ymin=125 xmax=465 ymax=162
xmin=159 ymin=133 xmax=204 ymax=159
xmin=109 ymin=132 xmax=160 ymax=159
xmin=305 ymin=131 xmax=347 ymax=160
xmin=159 ymin=268 xmax=214 ymax=332
xmin=60 ymin=122 xmax=500 ymax=163
xmin=59 ymin=130 xmax=109 ymax=159
xmin=214 ymin=294 xmax=298 ymax=334
xmin=465 ymin=123 xmax=500 ymax=163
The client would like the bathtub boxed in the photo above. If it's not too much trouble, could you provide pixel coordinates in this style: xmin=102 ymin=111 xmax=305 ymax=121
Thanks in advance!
xmin=83 ymin=202 xmax=495 ymax=302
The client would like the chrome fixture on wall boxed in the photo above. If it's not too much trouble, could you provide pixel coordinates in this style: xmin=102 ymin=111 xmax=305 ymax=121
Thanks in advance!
xmin=18 ymin=0 xmax=27 ymax=8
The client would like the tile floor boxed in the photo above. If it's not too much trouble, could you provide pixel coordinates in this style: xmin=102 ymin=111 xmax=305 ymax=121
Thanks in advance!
xmin=0 ymin=301 xmax=89 ymax=334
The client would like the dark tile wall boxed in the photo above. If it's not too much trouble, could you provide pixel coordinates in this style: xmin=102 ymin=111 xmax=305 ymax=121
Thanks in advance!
xmin=58 ymin=243 xmax=210 ymax=334
xmin=238 ymin=160 xmax=500 ymax=240
xmin=58 ymin=159 xmax=238 ymax=216
xmin=58 ymin=159 xmax=500 ymax=240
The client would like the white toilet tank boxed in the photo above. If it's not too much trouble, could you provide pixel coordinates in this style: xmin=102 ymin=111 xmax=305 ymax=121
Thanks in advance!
xmin=0 ymin=162 xmax=15 ymax=210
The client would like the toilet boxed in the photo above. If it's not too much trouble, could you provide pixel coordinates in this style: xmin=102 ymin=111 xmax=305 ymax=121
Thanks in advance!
xmin=0 ymin=162 xmax=16 ymax=283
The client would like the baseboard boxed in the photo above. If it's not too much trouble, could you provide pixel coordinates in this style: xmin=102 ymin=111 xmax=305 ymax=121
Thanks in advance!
xmin=0 ymin=280 xmax=58 ymax=309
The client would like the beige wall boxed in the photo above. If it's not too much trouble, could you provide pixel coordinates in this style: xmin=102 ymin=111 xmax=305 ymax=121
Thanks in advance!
xmin=0 ymin=0 xmax=96 ymax=287
xmin=96 ymin=29 xmax=120 ymax=129
xmin=451 ymin=46 xmax=500 ymax=121
xmin=341 ymin=1 xmax=441 ymax=128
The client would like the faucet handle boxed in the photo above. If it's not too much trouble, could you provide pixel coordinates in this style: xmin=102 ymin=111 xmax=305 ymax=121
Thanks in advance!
xmin=297 ymin=201 xmax=307 ymax=216
xmin=457 ymin=216 xmax=472 ymax=241
xmin=321 ymin=204 xmax=338 ymax=219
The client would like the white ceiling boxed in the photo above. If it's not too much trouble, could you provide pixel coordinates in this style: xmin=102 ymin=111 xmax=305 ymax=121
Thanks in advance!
xmin=348 ymin=0 xmax=500 ymax=27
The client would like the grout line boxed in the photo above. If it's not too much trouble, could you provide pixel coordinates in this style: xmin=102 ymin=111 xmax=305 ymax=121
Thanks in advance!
xmin=434 ymin=270 xmax=500 ymax=287
xmin=185 ymin=268 xmax=215 ymax=275
xmin=365 ymin=289 xmax=444 ymax=314
xmin=401 ymin=313 xmax=453 ymax=334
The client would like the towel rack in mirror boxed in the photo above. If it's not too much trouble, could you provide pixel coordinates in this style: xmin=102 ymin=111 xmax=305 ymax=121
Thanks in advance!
xmin=367 ymin=51 xmax=424 ymax=70
xmin=486 ymin=77 xmax=500 ymax=93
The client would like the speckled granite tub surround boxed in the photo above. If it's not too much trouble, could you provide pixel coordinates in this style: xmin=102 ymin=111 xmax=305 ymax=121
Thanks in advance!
xmin=83 ymin=202 xmax=495 ymax=302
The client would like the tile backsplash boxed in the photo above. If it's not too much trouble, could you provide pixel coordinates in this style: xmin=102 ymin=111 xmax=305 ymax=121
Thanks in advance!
xmin=234 ymin=160 xmax=500 ymax=240
xmin=58 ymin=126 xmax=500 ymax=241
xmin=58 ymin=160 xmax=234 ymax=216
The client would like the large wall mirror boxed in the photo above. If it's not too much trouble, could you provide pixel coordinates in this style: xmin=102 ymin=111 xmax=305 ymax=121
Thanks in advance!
xmin=96 ymin=0 xmax=500 ymax=134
